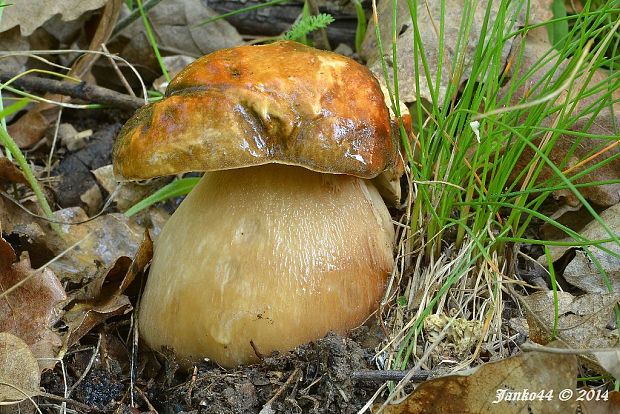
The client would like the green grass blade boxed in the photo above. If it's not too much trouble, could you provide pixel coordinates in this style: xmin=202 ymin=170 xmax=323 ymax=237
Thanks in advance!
xmin=124 ymin=177 xmax=200 ymax=217
xmin=136 ymin=0 xmax=170 ymax=82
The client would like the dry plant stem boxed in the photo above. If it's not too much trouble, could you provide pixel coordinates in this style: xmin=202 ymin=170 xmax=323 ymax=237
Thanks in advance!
xmin=306 ymin=0 xmax=331 ymax=50
xmin=521 ymin=342 xmax=620 ymax=354
xmin=0 ymin=72 xmax=144 ymax=110
xmin=261 ymin=368 xmax=301 ymax=412
xmin=101 ymin=43 xmax=136 ymax=97
xmin=351 ymin=369 xmax=430 ymax=382
xmin=67 ymin=334 xmax=101 ymax=397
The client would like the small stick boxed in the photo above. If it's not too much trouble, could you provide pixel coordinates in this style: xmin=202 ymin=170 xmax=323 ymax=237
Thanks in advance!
xmin=351 ymin=369 xmax=431 ymax=382
xmin=259 ymin=368 xmax=301 ymax=414
xmin=306 ymin=0 xmax=331 ymax=51
xmin=101 ymin=43 xmax=136 ymax=97
xmin=0 ymin=72 xmax=144 ymax=111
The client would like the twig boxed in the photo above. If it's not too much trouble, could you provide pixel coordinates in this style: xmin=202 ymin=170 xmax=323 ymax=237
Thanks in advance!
xmin=101 ymin=43 xmax=135 ymax=97
xmin=306 ymin=0 xmax=331 ymax=50
xmin=68 ymin=334 xmax=102 ymax=397
xmin=259 ymin=368 xmax=301 ymax=414
xmin=521 ymin=342 xmax=620 ymax=355
xmin=0 ymin=72 xmax=144 ymax=111
xmin=36 ymin=391 xmax=98 ymax=412
xmin=351 ymin=369 xmax=431 ymax=382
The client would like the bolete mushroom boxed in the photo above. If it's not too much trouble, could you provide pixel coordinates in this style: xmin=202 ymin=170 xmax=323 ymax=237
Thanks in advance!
xmin=113 ymin=41 xmax=399 ymax=367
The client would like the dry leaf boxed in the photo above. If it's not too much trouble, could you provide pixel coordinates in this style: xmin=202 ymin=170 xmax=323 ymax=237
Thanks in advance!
xmin=62 ymin=231 xmax=152 ymax=347
xmin=500 ymin=18 xmax=620 ymax=207
xmin=0 ymin=157 xmax=28 ymax=186
xmin=92 ymin=164 xmax=167 ymax=213
xmin=46 ymin=207 xmax=144 ymax=284
xmin=378 ymin=349 xmax=577 ymax=413
xmin=520 ymin=291 xmax=620 ymax=375
xmin=110 ymin=0 xmax=242 ymax=76
xmin=0 ymin=236 xmax=66 ymax=371
xmin=0 ymin=332 xmax=40 ymax=403
xmin=592 ymin=350 xmax=620 ymax=379
xmin=0 ymin=0 xmax=109 ymax=36
xmin=361 ymin=0 xmax=516 ymax=104
xmin=545 ymin=203 xmax=620 ymax=294
xmin=0 ymin=27 xmax=29 ymax=73
xmin=580 ymin=390 xmax=620 ymax=414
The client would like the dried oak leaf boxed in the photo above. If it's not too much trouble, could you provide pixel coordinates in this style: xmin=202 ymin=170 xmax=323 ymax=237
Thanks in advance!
xmin=520 ymin=291 xmax=620 ymax=376
xmin=62 ymin=230 xmax=152 ymax=347
xmin=108 ymin=0 xmax=242 ymax=78
xmin=0 ymin=332 xmax=40 ymax=403
xmin=378 ymin=348 xmax=577 ymax=413
xmin=0 ymin=236 xmax=66 ymax=371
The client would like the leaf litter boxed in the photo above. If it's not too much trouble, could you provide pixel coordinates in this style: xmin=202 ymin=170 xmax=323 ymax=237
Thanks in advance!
xmin=0 ymin=0 xmax=619 ymax=412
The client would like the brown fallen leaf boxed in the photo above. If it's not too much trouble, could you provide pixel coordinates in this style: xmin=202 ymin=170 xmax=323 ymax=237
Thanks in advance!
xmin=46 ymin=207 xmax=144 ymax=284
xmin=0 ymin=157 xmax=28 ymax=186
xmin=0 ymin=235 xmax=66 ymax=371
xmin=520 ymin=291 xmax=620 ymax=376
xmin=544 ymin=203 xmax=620 ymax=294
xmin=580 ymin=390 xmax=620 ymax=414
xmin=109 ymin=0 xmax=242 ymax=79
xmin=361 ymin=0 xmax=515 ymax=104
xmin=0 ymin=332 xmax=40 ymax=403
xmin=378 ymin=348 xmax=577 ymax=413
xmin=0 ymin=0 xmax=108 ymax=36
xmin=62 ymin=230 xmax=152 ymax=347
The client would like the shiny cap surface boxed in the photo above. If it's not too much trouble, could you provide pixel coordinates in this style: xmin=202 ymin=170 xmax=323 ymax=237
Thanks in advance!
xmin=113 ymin=41 xmax=396 ymax=179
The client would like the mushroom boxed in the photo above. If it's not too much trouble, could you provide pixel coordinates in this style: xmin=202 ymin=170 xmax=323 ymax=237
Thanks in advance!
xmin=113 ymin=41 xmax=399 ymax=367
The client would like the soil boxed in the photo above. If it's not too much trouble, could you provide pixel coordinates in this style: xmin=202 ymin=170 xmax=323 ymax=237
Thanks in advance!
xmin=40 ymin=328 xmax=386 ymax=413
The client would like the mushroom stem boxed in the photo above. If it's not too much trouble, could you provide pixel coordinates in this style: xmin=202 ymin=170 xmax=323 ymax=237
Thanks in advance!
xmin=139 ymin=164 xmax=394 ymax=367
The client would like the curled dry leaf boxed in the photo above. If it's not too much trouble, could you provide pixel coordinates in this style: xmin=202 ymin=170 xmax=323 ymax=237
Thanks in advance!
xmin=0 ymin=236 xmax=66 ymax=371
xmin=62 ymin=230 xmax=152 ymax=347
xmin=378 ymin=349 xmax=577 ymax=413
xmin=544 ymin=203 xmax=620 ymax=294
xmin=46 ymin=207 xmax=144 ymax=284
xmin=0 ymin=332 xmax=40 ymax=403
xmin=520 ymin=291 xmax=620 ymax=376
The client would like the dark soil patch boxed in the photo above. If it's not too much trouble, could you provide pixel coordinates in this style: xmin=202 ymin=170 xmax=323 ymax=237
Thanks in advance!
xmin=39 ymin=330 xmax=384 ymax=413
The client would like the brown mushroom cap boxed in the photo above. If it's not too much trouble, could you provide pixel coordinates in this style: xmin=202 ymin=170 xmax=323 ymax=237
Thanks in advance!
xmin=113 ymin=41 xmax=396 ymax=180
